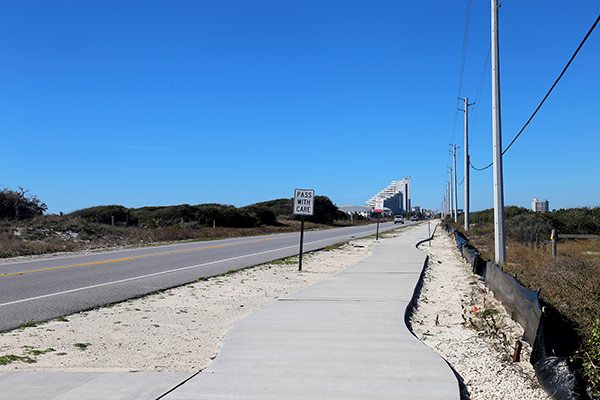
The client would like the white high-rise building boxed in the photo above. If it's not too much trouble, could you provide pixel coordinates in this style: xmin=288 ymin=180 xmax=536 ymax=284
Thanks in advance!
xmin=532 ymin=198 xmax=549 ymax=212
xmin=365 ymin=177 xmax=411 ymax=214
xmin=401 ymin=176 xmax=411 ymax=213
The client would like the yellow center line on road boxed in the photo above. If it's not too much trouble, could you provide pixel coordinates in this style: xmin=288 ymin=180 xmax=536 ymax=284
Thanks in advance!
xmin=0 ymin=233 xmax=301 ymax=278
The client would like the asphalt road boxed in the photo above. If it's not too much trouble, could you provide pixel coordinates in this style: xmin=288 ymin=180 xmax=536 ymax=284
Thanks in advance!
xmin=0 ymin=221 xmax=411 ymax=332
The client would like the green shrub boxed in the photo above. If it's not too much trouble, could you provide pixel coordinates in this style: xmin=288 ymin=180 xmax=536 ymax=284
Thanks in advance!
xmin=582 ymin=319 xmax=600 ymax=398
xmin=250 ymin=198 xmax=294 ymax=219
xmin=0 ymin=187 xmax=47 ymax=220
xmin=506 ymin=212 xmax=553 ymax=242
xmin=550 ymin=207 xmax=600 ymax=235
xmin=130 ymin=204 xmax=198 ymax=223
xmin=242 ymin=196 xmax=346 ymax=224
xmin=240 ymin=205 xmax=278 ymax=226
xmin=72 ymin=205 xmax=128 ymax=224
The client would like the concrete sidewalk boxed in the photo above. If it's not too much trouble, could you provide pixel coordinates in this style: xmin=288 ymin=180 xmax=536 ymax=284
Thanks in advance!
xmin=0 ymin=223 xmax=459 ymax=399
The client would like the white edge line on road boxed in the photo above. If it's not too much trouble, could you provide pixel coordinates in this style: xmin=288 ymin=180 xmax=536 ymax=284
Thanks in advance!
xmin=0 ymin=234 xmax=358 ymax=308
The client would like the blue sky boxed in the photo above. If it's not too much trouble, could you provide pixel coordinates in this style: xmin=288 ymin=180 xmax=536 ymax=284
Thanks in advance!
xmin=1 ymin=1 xmax=599 ymax=215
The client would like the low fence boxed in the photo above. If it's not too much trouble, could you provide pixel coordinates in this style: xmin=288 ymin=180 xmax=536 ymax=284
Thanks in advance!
xmin=442 ymin=222 xmax=588 ymax=400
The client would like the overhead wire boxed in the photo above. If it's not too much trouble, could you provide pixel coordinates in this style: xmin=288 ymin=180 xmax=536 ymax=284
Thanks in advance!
xmin=471 ymin=12 xmax=600 ymax=172
xmin=457 ymin=0 xmax=472 ymax=100
xmin=468 ymin=43 xmax=491 ymax=143
xmin=447 ymin=0 xmax=473 ymax=188
xmin=449 ymin=0 xmax=473 ymax=152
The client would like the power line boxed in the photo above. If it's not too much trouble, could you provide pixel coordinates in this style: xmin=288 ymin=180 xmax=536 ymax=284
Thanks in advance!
xmin=457 ymin=0 xmax=473 ymax=103
xmin=448 ymin=0 xmax=473 ymax=168
xmin=469 ymin=43 xmax=491 ymax=140
xmin=471 ymin=13 xmax=600 ymax=172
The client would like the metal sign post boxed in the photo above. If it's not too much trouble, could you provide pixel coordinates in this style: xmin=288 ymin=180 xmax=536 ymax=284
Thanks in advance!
xmin=374 ymin=198 xmax=384 ymax=241
xmin=428 ymin=221 xmax=431 ymax=246
xmin=299 ymin=215 xmax=304 ymax=270
xmin=293 ymin=189 xmax=315 ymax=271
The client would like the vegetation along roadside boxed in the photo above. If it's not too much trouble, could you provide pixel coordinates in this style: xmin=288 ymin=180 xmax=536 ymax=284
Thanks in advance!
xmin=0 ymin=187 xmax=376 ymax=260
xmin=446 ymin=206 xmax=600 ymax=398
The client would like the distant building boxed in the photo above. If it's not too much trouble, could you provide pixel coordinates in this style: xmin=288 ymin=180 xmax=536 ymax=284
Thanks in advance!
xmin=365 ymin=177 xmax=411 ymax=215
xmin=339 ymin=204 xmax=392 ymax=218
xmin=339 ymin=205 xmax=372 ymax=218
xmin=532 ymin=198 xmax=549 ymax=212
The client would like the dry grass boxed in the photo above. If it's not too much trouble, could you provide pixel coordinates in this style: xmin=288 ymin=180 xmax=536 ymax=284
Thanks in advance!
xmin=457 ymin=223 xmax=600 ymax=397
xmin=0 ymin=215 xmax=370 ymax=260
xmin=464 ymin=228 xmax=600 ymax=336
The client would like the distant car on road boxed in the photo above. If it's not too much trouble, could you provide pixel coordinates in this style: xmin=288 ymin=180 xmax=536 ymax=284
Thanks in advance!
xmin=394 ymin=216 xmax=404 ymax=224
xmin=411 ymin=216 xmax=418 ymax=222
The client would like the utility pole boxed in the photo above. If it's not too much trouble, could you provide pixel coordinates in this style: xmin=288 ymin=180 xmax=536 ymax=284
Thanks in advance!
xmin=459 ymin=97 xmax=475 ymax=230
xmin=441 ymin=198 xmax=445 ymax=220
xmin=441 ymin=185 xmax=446 ymax=221
xmin=492 ymin=0 xmax=506 ymax=264
xmin=446 ymin=186 xmax=450 ymax=217
xmin=452 ymin=144 xmax=458 ymax=223
xmin=445 ymin=193 xmax=448 ymax=218
xmin=442 ymin=191 xmax=445 ymax=219
xmin=446 ymin=187 xmax=449 ymax=217
xmin=443 ymin=188 xmax=447 ymax=219
xmin=448 ymin=171 xmax=453 ymax=221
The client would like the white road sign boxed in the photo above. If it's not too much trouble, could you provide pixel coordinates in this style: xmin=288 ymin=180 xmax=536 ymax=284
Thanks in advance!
xmin=293 ymin=189 xmax=315 ymax=216
xmin=374 ymin=198 xmax=384 ymax=212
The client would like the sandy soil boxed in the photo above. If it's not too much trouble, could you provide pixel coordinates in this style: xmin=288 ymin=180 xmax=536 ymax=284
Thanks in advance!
xmin=0 ymin=224 xmax=549 ymax=399
xmin=0 ymin=231 xmax=383 ymax=373
xmin=413 ymin=227 xmax=549 ymax=399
